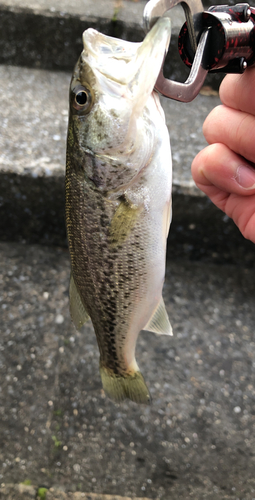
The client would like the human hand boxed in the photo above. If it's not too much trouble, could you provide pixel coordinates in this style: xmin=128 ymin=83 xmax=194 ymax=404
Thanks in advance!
xmin=191 ymin=67 xmax=255 ymax=244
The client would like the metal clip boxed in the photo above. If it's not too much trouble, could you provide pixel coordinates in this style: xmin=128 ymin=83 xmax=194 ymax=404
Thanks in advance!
xmin=144 ymin=0 xmax=204 ymax=51
xmin=155 ymin=29 xmax=208 ymax=102
xmin=143 ymin=0 xmax=207 ymax=101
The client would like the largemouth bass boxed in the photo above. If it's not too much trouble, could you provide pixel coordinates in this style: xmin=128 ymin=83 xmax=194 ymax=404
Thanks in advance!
xmin=65 ymin=18 xmax=172 ymax=404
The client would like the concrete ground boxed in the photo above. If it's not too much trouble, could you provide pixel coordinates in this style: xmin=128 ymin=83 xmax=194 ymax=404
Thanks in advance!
xmin=0 ymin=242 xmax=255 ymax=499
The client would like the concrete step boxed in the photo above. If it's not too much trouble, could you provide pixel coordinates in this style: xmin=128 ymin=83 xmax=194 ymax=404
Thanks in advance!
xmin=1 ymin=62 xmax=254 ymax=261
xmin=0 ymin=0 xmax=252 ymax=255
xmin=0 ymin=241 xmax=255 ymax=499
xmin=0 ymin=63 xmax=218 ymax=193
xmin=0 ymin=0 xmax=223 ymax=88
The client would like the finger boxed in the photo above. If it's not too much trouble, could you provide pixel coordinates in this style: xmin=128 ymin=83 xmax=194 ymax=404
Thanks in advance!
xmin=220 ymin=67 xmax=255 ymax=115
xmin=191 ymin=143 xmax=255 ymax=196
xmin=226 ymin=193 xmax=255 ymax=244
xmin=202 ymin=105 xmax=255 ymax=164
xmin=192 ymin=144 xmax=255 ymax=243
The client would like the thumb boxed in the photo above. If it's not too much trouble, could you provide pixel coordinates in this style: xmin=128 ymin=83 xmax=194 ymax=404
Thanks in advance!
xmin=192 ymin=143 xmax=255 ymax=195
xmin=192 ymin=143 xmax=255 ymax=243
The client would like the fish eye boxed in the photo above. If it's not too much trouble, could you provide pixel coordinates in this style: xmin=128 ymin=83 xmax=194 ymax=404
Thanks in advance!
xmin=76 ymin=90 xmax=87 ymax=105
xmin=72 ymin=85 xmax=93 ymax=113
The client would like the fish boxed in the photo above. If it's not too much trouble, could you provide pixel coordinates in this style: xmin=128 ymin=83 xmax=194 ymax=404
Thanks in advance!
xmin=65 ymin=17 xmax=172 ymax=404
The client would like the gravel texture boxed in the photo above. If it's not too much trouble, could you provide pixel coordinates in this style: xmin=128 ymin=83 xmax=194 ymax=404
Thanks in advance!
xmin=0 ymin=483 xmax=150 ymax=500
xmin=1 ymin=241 xmax=255 ymax=499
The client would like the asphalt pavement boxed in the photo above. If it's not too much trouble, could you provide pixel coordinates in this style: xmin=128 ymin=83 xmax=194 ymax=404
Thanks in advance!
xmin=0 ymin=242 xmax=255 ymax=499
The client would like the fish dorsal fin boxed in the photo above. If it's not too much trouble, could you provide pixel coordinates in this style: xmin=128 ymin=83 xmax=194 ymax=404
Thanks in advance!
xmin=143 ymin=297 xmax=173 ymax=336
xmin=69 ymin=273 xmax=90 ymax=330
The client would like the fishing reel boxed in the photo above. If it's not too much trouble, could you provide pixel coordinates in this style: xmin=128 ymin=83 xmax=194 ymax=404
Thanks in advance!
xmin=143 ymin=0 xmax=255 ymax=101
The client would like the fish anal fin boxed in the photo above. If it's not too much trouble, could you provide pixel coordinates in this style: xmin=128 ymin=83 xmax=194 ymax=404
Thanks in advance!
xmin=144 ymin=297 xmax=173 ymax=336
xmin=100 ymin=365 xmax=151 ymax=405
xmin=69 ymin=273 xmax=90 ymax=330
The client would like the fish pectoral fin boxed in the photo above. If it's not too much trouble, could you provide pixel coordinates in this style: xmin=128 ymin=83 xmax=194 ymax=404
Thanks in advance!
xmin=109 ymin=195 xmax=143 ymax=248
xmin=69 ymin=273 xmax=90 ymax=330
xmin=143 ymin=297 xmax=173 ymax=336
xmin=100 ymin=365 xmax=151 ymax=405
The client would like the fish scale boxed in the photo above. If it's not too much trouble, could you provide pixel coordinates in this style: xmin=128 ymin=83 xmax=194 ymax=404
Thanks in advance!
xmin=67 ymin=169 xmax=147 ymax=368
xmin=65 ymin=18 xmax=173 ymax=404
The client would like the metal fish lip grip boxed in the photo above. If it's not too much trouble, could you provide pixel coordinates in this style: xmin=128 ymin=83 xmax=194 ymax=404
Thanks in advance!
xmin=144 ymin=0 xmax=255 ymax=102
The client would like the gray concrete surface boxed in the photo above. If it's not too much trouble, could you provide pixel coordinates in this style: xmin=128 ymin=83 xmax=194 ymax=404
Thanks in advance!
xmin=1 ymin=241 xmax=255 ymax=499
xmin=0 ymin=0 xmax=224 ymax=83
xmin=0 ymin=483 xmax=150 ymax=500
xmin=0 ymin=0 xmax=184 ymax=74
xmin=1 ymin=0 xmax=148 ymax=26
xmin=1 ymin=64 xmax=253 ymax=264
xmin=0 ymin=64 xmax=219 ymax=186
xmin=0 ymin=63 xmax=222 ymax=244
xmin=0 ymin=0 xmax=228 ymax=246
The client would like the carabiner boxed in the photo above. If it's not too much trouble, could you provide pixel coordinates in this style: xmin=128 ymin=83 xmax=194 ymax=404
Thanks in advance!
xmin=143 ymin=0 xmax=207 ymax=101
xmin=155 ymin=29 xmax=209 ymax=102
xmin=144 ymin=0 xmax=204 ymax=53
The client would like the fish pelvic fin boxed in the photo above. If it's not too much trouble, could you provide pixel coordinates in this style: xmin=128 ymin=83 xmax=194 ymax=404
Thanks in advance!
xmin=69 ymin=273 xmax=90 ymax=330
xmin=144 ymin=296 xmax=173 ymax=336
xmin=100 ymin=365 xmax=151 ymax=405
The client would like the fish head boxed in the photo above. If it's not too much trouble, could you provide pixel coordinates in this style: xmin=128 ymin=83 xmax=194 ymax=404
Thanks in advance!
xmin=68 ymin=18 xmax=171 ymax=159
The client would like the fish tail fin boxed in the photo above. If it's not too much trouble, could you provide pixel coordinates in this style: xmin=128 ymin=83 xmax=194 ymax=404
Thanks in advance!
xmin=100 ymin=365 xmax=151 ymax=405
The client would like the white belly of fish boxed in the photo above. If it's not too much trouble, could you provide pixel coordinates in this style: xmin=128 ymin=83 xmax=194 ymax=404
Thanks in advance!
xmin=122 ymin=91 xmax=172 ymax=369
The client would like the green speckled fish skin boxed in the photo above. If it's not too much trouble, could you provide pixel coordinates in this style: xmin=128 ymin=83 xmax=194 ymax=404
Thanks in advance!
xmin=65 ymin=18 xmax=172 ymax=404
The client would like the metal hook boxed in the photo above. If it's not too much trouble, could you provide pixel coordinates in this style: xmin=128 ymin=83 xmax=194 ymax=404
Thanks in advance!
xmin=143 ymin=0 xmax=208 ymax=101
xmin=143 ymin=0 xmax=204 ymax=52
xmin=154 ymin=28 xmax=209 ymax=102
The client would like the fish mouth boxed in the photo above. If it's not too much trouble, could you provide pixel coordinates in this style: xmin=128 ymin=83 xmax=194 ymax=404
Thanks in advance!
xmin=82 ymin=18 xmax=171 ymax=106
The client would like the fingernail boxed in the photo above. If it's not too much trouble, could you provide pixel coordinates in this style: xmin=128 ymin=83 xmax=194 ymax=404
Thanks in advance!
xmin=236 ymin=164 xmax=255 ymax=189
